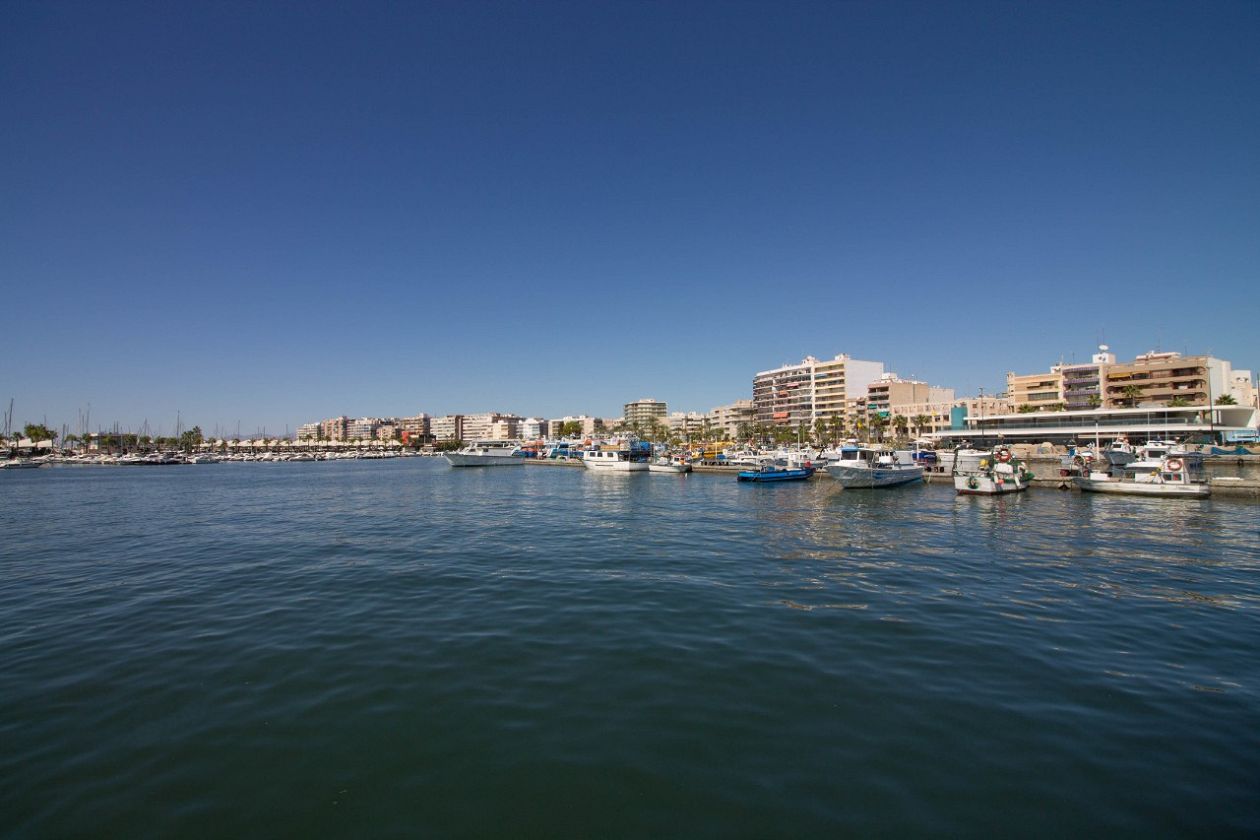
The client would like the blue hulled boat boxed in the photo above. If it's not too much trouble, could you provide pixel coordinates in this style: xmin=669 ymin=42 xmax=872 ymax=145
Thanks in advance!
xmin=737 ymin=464 xmax=815 ymax=482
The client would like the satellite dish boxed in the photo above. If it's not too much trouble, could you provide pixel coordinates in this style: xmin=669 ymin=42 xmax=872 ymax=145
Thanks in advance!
xmin=1099 ymin=344 xmax=1109 ymax=352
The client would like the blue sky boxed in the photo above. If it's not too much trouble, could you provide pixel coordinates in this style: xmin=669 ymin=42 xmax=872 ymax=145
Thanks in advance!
xmin=3 ymin=1 xmax=1257 ymax=436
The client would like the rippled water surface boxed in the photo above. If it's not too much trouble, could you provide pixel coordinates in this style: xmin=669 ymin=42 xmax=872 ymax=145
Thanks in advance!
xmin=3 ymin=460 xmax=1258 ymax=836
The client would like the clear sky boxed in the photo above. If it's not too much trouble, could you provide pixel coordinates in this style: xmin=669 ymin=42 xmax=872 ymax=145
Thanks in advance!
xmin=3 ymin=1 xmax=1257 ymax=436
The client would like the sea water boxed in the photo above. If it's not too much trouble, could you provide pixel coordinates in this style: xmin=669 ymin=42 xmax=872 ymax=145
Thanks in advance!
xmin=2 ymin=459 xmax=1258 ymax=835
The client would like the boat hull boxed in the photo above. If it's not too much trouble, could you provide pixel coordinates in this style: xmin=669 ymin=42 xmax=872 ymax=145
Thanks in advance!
xmin=954 ymin=475 xmax=1027 ymax=495
xmin=825 ymin=464 xmax=923 ymax=488
xmin=648 ymin=463 xmax=691 ymax=474
xmin=583 ymin=460 xmax=648 ymax=472
xmin=444 ymin=453 xmax=526 ymax=467
xmin=1076 ymin=478 xmax=1209 ymax=498
xmin=737 ymin=468 xmax=814 ymax=482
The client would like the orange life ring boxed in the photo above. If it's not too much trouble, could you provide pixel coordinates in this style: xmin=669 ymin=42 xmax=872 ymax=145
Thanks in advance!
xmin=997 ymin=449 xmax=1012 ymax=463
xmin=1165 ymin=458 xmax=1183 ymax=471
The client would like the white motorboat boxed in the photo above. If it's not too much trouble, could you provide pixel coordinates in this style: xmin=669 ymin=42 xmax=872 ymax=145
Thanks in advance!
xmin=1076 ymin=452 xmax=1210 ymax=498
xmin=581 ymin=442 xmax=650 ymax=472
xmin=1101 ymin=438 xmax=1136 ymax=468
xmin=648 ymin=455 xmax=692 ymax=474
xmin=1 ymin=458 xmax=46 ymax=469
xmin=444 ymin=440 xmax=527 ymax=467
xmin=824 ymin=446 xmax=923 ymax=488
xmin=953 ymin=447 xmax=1033 ymax=495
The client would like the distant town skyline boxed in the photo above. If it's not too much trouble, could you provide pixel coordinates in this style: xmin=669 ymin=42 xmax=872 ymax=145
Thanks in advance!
xmin=4 ymin=2 xmax=1257 ymax=434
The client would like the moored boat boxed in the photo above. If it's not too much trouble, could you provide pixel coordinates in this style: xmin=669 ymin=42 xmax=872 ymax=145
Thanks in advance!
xmin=737 ymin=463 xmax=815 ymax=482
xmin=0 ymin=458 xmax=46 ymax=469
xmin=953 ymin=447 xmax=1033 ymax=495
xmin=444 ymin=440 xmax=527 ymax=467
xmin=581 ymin=440 xmax=651 ymax=472
xmin=1076 ymin=452 xmax=1210 ymax=498
xmin=824 ymin=446 xmax=923 ymax=489
xmin=648 ymin=454 xmax=691 ymax=474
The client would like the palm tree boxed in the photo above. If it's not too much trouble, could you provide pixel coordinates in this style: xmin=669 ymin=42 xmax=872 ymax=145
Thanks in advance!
xmin=1121 ymin=384 xmax=1143 ymax=407
xmin=1215 ymin=394 xmax=1237 ymax=406
xmin=1086 ymin=394 xmax=1102 ymax=409
xmin=892 ymin=415 xmax=909 ymax=441
xmin=869 ymin=415 xmax=888 ymax=443
xmin=828 ymin=415 xmax=844 ymax=443
xmin=813 ymin=418 xmax=829 ymax=446
xmin=1167 ymin=396 xmax=1191 ymax=408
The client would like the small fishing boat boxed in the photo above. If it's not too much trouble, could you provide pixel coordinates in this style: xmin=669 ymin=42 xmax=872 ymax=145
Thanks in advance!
xmin=824 ymin=446 xmax=923 ymax=489
xmin=648 ymin=455 xmax=692 ymax=474
xmin=1076 ymin=452 xmax=1210 ymax=498
xmin=953 ymin=447 xmax=1034 ymax=495
xmin=737 ymin=463 xmax=815 ymax=482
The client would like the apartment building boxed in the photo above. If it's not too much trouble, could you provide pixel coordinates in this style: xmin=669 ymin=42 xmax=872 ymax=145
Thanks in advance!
xmin=296 ymin=423 xmax=319 ymax=440
xmin=399 ymin=414 xmax=431 ymax=439
xmin=550 ymin=415 xmax=605 ymax=437
xmin=624 ymin=399 xmax=667 ymax=429
xmin=1006 ymin=370 xmax=1064 ymax=409
xmin=461 ymin=413 xmax=521 ymax=441
xmin=345 ymin=418 xmax=381 ymax=440
xmin=1105 ymin=351 xmax=1232 ymax=408
xmin=1229 ymin=370 xmax=1258 ymax=408
xmin=753 ymin=354 xmax=885 ymax=427
xmin=320 ymin=416 xmax=349 ymax=440
xmin=664 ymin=412 xmax=706 ymax=436
xmin=866 ymin=374 xmax=955 ymax=412
xmin=708 ymin=400 xmax=755 ymax=438
xmin=431 ymin=414 xmax=463 ymax=441
xmin=519 ymin=417 xmax=548 ymax=439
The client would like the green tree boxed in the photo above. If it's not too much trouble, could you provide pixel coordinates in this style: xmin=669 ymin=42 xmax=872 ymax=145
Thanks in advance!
xmin=892 ymin=415 xmax=909 ymax=441
xmin=1121 ymin=384 xmax=1143 ymax=406
xmin=1215 ymin=394 xmax=1236 ymax=406
xmin=179 ymin=425 xmax=204 ymax=452
xmin=869 ymin=414 xmax=888 ymax=443
xmin=1167 ymin=396 xmax=1191 ymax=408
xmin=22 ymin=423 xmax=56 ymax=442
xmin=1086 ymin=394 xmax=1102 ymax=409
xmin=813 ymin=418 xmax=829 ymax=446
xmin=1017 ymin=404 xmax=1038 ymax=413
xmin=828 ymin=415 xmax=844 ymax=443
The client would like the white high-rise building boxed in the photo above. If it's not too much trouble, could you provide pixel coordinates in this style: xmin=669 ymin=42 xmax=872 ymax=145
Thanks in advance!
xmin=753 ymin=354 xmax=885 ymax=427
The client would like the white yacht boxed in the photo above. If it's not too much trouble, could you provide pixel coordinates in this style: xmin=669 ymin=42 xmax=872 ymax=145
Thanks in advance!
xmin=953 ymin=447 xmax=1033 ymax=495
xmin=1077 ymin=452 xmax=1210 ymax=498
xmin=444 ymin=440 xmax=527 ymax=467
xmin=824 ymin=447 xmax=923 ymax=488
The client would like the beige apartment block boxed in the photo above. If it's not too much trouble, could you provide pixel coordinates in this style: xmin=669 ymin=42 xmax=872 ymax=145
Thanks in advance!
xmin=320 ymin=416 xmax=350 ymax=440
xmin=1006 ymin=370 xmax=1064 ymax=409
xmin=708 ymin=400 xmax=755 ymax=438
xmin=431 ymin=414 xmax=463 ymax=441
xmin=1104 ymin=352 xmax=1221 ymax=407
xmin=623 ymin=399 xmax=667 ymax=429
